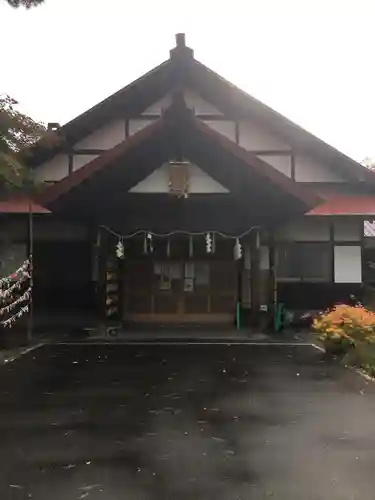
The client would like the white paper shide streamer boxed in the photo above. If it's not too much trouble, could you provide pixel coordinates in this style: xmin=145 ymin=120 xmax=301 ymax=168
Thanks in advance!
xmin=3 ymin=305 xmax=29 ymax=328
xmin=0 ymin=259 xmax=32 ymax=328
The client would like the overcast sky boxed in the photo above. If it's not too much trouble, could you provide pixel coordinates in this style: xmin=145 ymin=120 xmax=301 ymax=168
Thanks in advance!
xmin=1 ymin=0 xmax=373 ymax=161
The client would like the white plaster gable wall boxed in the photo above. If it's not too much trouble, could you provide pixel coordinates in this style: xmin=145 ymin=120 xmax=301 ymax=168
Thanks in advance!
xmin=129 ymin=163 xmax=229 ymax=194
xmin=34 ymin=154 xmax=69 ymax=182
xmin=238 ymin=119 xmax=290 ymax=151
xmin=142 ymin=94 xmax=173 ymax=115
xmin=73 ymin=154 xmax=99 ymax=172
xmin=258 ymin=154 xmax=292 ymax=177
xmin=203 ymin=120 xmax=236 ymax=142
xmin=295 ymin=154 xmax=344 ymax=182
xmin=128 ymin=118 xmax=153 ymax=136
xmin=184 ymin=89 xmax=223 ymax=115
xmin=75 ymin=120 xmax=125 ymax=149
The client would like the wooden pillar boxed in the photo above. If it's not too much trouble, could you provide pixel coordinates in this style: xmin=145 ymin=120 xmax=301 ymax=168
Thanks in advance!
xmin=250 ymin=228 xmax=261 ymax=327
xmin=269 ymin=234 xmax=277 ymax=330
xmin=96 ymin=227 xmax=108 ymax=322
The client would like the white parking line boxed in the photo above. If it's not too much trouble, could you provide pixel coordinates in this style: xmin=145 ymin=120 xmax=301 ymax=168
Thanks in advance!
xmin=1 ymin=343 xmax=44 ymax=365
xmin=310 ymin=343 xmax=325 ymax=352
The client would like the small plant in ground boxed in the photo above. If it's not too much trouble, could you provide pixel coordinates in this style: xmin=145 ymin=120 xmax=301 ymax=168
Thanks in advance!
xmin=313 ymin=304 xmax=375 ymax=373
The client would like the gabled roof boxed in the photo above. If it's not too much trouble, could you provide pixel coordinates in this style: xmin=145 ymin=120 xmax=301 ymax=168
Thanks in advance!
xmin=29 ymin=33 xmax=375 ymax=187
xmin=38 ymin=101 xmax=319 ymax=212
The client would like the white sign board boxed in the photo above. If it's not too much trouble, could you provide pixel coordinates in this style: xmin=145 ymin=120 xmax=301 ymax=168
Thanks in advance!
xmin=334 ymin=246 xmax=362 ymax=283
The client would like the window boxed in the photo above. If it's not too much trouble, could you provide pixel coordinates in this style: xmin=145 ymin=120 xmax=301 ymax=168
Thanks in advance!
xmin=364 ymin=220 xmax=375 ymax=238
xmin=277 ymin=243 xmax=331 ymax=282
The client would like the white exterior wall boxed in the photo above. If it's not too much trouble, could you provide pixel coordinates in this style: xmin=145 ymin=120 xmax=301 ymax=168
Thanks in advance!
xmin=238 ymin=119 xmax=290 ymax=151
xmin=34 ymin=154 xmax=69 ymax=182
xmin=73 ymin=154 xmax=99 ymax=172
xmin=130 ymin=163 xmax=229 ymax=194
xmin=128 ymin=118 xmax=153 ymax=136
xmin=204 ymin=120 xmax=236 ymax=142
xmin=334 ymin=246 xmax=362 ymax=283
xmin=276 ymin=217 xmax=330 ymax=241
xmin=75 ymin=120 xmax=125 ymax=149
xmin=258 ymin=154 xmax=292 ymax=177
xmin=295 ymin=154 xmax=344 ymax=182
xmin=142 ymin=94 xmax=172 ymax=115
xmin=184 ymin=89 xmax=223 ymax=115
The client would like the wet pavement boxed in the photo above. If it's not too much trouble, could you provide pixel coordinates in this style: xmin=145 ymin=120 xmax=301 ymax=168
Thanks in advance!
xmin=0 ymin=343 xmax=375 ymax=500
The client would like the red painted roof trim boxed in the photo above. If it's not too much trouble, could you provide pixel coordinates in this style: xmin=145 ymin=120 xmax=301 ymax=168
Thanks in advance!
xmin=307 ymin=195 xmax=375 ymax=216
xmin=0 ymin=196 xmax=50 ymax=214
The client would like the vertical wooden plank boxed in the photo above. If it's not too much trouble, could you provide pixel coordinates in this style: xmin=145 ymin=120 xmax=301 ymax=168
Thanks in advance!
xmin=68 ymin=153 xmax=74 ymax=175
xmin=250 ymin=228 xmax=261 ymax=327
xmin=329 ymin=218 xmax=335 ymax=283
xmin=360 ymin=216 xmax=365 ymax=288
xmin=269 ymin=233 xmax=277 ymax=310
xmin=235 ymin=121 xmax=239 ymax=145
xmin=290 ymin=152 xmax=296 ymax=181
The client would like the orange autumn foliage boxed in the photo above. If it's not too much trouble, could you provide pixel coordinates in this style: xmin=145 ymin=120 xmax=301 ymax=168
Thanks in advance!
xmin=313 ymin=304 xmax=375 ymax=345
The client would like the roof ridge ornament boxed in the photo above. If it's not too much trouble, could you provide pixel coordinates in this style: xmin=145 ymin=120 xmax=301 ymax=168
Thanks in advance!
xmin=170 ymin=33 xmax=194 ymax=59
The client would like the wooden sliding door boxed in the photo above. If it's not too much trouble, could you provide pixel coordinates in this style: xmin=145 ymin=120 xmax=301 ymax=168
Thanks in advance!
xmin=124 ymin=259 xmax=237 ymax=323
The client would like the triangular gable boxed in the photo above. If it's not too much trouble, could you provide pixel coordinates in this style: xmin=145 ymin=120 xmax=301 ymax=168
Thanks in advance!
xmin=29 ymin=33 xmax=374 ymax=187
xmin=38 ymin=102 xmax=319 ymax=212
xmin=184 ymin=56 xmax=373 ymax=184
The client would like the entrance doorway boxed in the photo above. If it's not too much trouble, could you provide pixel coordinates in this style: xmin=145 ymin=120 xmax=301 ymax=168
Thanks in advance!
xmin=124 ymin=260 xmax=237 ymax=324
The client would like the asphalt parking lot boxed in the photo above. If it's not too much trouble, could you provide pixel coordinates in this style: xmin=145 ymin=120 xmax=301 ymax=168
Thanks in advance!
xmin=0 ymin=342 xmax=374 ymax=500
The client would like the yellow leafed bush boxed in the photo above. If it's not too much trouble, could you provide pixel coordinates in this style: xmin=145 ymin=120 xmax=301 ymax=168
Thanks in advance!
xmin=313 ymin=304 xmax=375 ymax=347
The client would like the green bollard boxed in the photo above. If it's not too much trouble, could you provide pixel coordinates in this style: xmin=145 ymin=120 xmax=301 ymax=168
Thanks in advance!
xmin=236 ymin=302 xmax=241 ymax=330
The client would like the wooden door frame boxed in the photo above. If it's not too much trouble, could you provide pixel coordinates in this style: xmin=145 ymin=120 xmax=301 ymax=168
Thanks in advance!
xmin=124 ymin=258 xmax=237 ymax=323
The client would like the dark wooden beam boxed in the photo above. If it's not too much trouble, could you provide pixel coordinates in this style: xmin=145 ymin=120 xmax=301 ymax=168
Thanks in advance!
xmin=129 ymin=114 xmax=160 ymax=120
xmin=250 ymin=228 xmax=261 ymax=327
xmin=197 ymin=114 xmax=233 ymax=121
xmin=290 ymin=153 xmax=296 ymax=181
xmin=68 ymin=153 xmax=73 ymax=175
xmin=73 ymin=149 xmax=106 ymax=155
xmin=329 ymin=220 xmax=335 ymax=283
xmin=235 ymin=121 xmax=239 ymax=144
xmin=252 ymin=149 xmax=292 ymax=156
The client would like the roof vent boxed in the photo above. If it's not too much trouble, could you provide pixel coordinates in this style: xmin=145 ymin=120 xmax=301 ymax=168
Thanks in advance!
xmin=47 ymin=122 xmax=60 ymax=131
